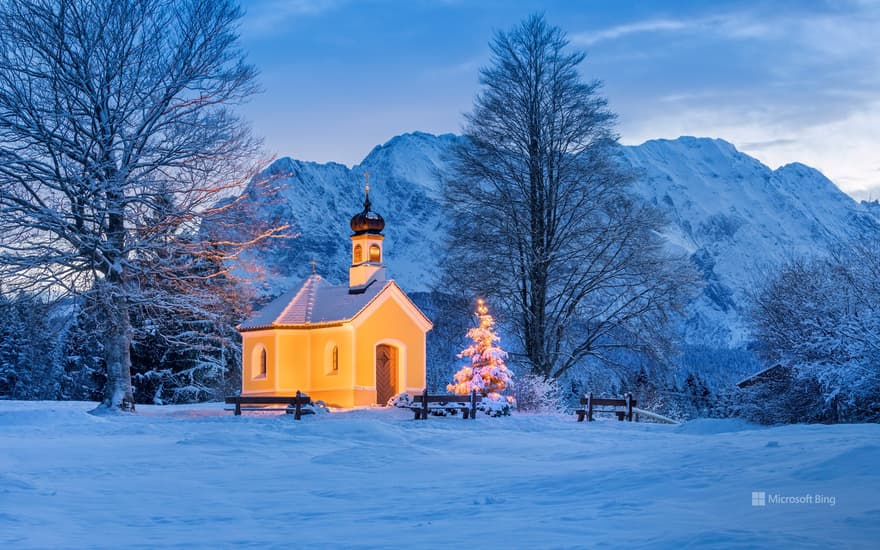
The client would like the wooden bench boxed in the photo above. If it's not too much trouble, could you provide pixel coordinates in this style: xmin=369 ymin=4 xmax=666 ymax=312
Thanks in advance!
xmin=409 ymin=389 xmax=481 ymax=420
xmin=576 ymin=392 xmax=636 ymax=422
xmin=224 ymin=391 xmax=313 ymax=420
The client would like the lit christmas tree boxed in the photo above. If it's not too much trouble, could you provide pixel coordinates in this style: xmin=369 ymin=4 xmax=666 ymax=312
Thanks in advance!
xmin=448 ymin=299 xmax=513 ymax=397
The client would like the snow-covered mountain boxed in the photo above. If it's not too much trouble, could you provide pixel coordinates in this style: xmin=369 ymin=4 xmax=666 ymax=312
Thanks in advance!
xmin=619 ymin=137 xmax=879 ymax=344
xmin=243 ymin=132 xmax=459 ymax=295
xmin=237 ymin=132 xmax=878 ymax=347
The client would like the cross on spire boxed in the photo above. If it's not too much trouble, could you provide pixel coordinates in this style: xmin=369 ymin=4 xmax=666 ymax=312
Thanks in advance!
xmin=310 ymin=259 xmax=317 ymax=274
xmin=362 ymin=172 xmax=372 ymax=209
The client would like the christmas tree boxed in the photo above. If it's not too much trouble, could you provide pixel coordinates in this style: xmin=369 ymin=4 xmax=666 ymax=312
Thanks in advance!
xmin=448 ymin=299 xmax=513 ymax=397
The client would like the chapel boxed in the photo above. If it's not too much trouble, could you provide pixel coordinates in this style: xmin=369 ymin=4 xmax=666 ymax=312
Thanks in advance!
xmin=237 ymin=179 xmax=432 ymax=407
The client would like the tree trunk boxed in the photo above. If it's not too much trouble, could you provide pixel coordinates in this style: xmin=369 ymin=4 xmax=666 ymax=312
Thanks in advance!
xmin=99 ymin=288 xmax=135 ymax=412
xmin=0 ymin=0 xmax=271 ymax=411
xmin=100 ymin=170 xmax=135 ymax=411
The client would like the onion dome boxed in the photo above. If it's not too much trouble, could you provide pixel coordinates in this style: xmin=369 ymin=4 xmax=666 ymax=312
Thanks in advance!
xmin=350 ymin=175 xmax=385 ymax=235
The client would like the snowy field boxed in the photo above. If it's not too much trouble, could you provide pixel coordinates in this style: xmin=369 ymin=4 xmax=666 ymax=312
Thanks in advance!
xmin=1 ymin=401 xmax=878 ymax=549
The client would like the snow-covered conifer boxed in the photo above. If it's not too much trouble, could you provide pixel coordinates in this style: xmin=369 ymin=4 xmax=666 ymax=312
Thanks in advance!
xmin=447 ymin=299 xmax=513 ymax=397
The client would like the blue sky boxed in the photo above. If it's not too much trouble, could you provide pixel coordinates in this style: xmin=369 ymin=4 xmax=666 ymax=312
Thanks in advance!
xmin=239 ymin=0 xmax=880 ymax=198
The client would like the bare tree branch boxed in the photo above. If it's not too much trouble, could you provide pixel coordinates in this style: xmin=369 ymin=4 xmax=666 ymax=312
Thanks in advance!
xmin=0 ymin=0 xmax=288 ymax=411
xmin=443 ymin=15 xmax=698 ymax=379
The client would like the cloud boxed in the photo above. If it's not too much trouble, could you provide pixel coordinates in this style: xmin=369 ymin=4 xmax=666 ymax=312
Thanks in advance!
xmin=589 ymin=3 xmax=880 ymax=198
xmin=242 ymin=0 xmax=340 ymax=35
xmin=571 ymin=12 xmax=775 ymax=47
xmin=572 ymin=4 xmax=880 ymax=54
xmin=619 ymin=98 xmax=880 ymax=197
xmin=571 ymin=19 xmax=691 ymax=46
xmin=739 ymin=138 xmax=798 ymax=151
xmin=420 ymin=56 xmax=485 ymax=80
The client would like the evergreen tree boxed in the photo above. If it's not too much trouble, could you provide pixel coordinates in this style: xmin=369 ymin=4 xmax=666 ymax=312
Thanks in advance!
xmin=127 ymin=235 xmax=253 ymax=404
xmin=0 ymin=292 xmax=65 ymax=399
xmin=0 ymin=292 xmax=26 ymax=397
xmin=684 ymin=372 xmax=712 ymax=418
xmin=448 ymin=299 xmax=513 ymax=397
xmin=61 ymin=301 xmax=105 ymax=401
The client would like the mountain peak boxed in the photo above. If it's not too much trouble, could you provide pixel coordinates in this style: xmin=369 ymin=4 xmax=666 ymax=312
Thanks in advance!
xmin=361 ymin=131 xmax=459 ymax=163
xmin=634 ymin=136 xmax=744 ymax=161
xmin=264 ymin=156 xmax=350 ymax=177
xmin=774 ymin=162 xmax=827 ymax=180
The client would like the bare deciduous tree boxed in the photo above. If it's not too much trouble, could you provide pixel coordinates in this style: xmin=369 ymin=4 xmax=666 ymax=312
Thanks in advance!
xmin=0 ymin=0 xmax=286 ymax=411
xmin=444 ymin=15 xmax=697 ymax=379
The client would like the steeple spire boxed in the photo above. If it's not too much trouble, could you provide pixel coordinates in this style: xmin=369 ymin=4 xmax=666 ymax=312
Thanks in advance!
xmin=349 ymin=173 xmax=386 ymax=289
xmin=349 ymin=173 xmax=384 ymax=236
xmin=363 ymin=172 xmax=371 ymax=209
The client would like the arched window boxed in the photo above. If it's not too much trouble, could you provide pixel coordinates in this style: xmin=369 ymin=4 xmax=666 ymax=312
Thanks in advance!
xmin=369 ymin=244 xmax=381 ymax=263
xmin=252 ymin=345 xmax=268 ymax=380
xmin=353 ymin=244 xmax=363 ymax=264
xmin=325 ymin=343 xmax=339 ymax=375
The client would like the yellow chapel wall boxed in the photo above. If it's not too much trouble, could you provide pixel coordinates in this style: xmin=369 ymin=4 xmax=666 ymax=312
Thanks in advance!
xmin=242 ymin=329 xmax=317 ymax=397
xmin=352 ymin=291 xmax=427 ymax=406
xmin=302 ymin=325 xmax=357 ymax=407
xmin=241 ymin=330 xmax=277 ymax=395
xmin=239 ymin=292 xmax=429 ymax=408
xmin=273 ymin=330 xmax=310 ymax=392
xmin=259 ymin=324 xmax=360 ymax=408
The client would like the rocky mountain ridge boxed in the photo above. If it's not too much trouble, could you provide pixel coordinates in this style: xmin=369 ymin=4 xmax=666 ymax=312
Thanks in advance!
xmin=237 ymin=131 xmax=878 ymax=348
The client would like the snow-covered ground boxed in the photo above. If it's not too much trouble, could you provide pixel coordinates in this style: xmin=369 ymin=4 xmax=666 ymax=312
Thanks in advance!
xmin=1 ymin=401 xmax=878 ymax=549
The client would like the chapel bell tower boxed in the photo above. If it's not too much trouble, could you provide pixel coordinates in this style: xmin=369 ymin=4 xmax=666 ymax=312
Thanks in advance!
xmin=349 ymin=173 xmax=386 ymax=289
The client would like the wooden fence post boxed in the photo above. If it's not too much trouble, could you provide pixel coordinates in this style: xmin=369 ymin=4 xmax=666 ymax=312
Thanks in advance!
xmin=295 ymin=390 xmax=302 ymax=420
xmin=469 ymin=389 xmax=477 ymax=420
xmin=421 ymin=388 xmax=428 ymax=420
xmin=625 ymin=393 xmax=633 ymax=422
xmin=587 ymin=392 xmax=594 ymax=422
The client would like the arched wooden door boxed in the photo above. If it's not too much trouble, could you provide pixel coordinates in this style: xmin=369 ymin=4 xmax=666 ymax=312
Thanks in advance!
xmin=375 ymin=344 xmax=398 ymax=405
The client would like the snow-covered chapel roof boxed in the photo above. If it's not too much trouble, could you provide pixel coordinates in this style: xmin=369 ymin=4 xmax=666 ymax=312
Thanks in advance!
xmin=238 ymin=274 xmax=403 ymax=331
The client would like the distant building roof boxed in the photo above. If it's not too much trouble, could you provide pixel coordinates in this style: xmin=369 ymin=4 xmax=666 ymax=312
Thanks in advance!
xmin=238 ymin=275 xmax=429 ymax=331
xmin=735 ymin=364 xmax=794 ymax=389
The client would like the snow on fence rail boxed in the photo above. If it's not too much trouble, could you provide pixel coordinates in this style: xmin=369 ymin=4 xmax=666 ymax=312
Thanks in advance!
xmin=632 ymin=407 xmax=679 ymax=425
